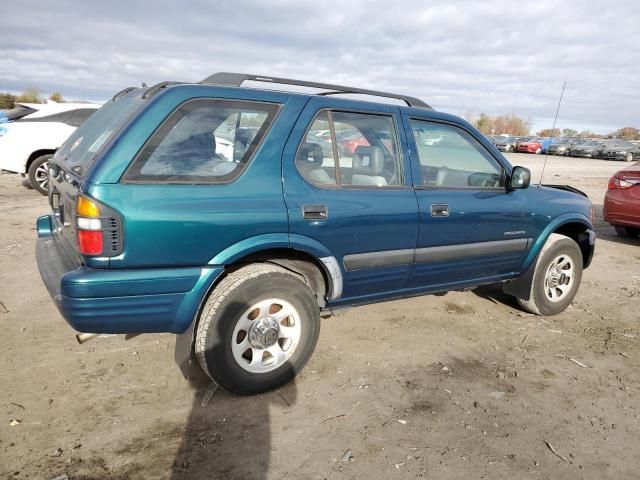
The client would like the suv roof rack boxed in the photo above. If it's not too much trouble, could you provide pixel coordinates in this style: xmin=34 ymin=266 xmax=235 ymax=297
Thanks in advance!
xmin=200 ymin=72 xmax=432 ymax=109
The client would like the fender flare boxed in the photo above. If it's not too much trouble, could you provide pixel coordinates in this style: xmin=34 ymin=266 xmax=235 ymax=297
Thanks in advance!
xmin=207 ymin=234 xmax=341 ymax=299
xmin=504 ymin=213 xmax=594 ymax=300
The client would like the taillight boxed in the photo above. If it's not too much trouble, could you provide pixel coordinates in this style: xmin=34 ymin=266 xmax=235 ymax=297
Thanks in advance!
xmin=76 ymin=196 xmax=103 ymax=256
xmin=608 ymin=176 xmax=633 ymax=190
xmin=78 ymin=230 xmax=103 ymax=255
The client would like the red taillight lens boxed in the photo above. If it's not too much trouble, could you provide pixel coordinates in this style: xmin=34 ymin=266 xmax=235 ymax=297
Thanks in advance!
xmin=77 ymin=230 xmax=103 ymax=255
xmin=608 ymin=176 xmax=633 ymax=190
xmin=76 ymin=195 xmax=103 ymax=256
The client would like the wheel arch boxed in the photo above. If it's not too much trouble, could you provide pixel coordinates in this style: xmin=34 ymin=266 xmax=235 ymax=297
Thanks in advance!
xmin=504 ymin=215 xmax=594 ymax=301
xmin=26 ymin=149 xmax=56 ymax=173
xmin=174 ymin=243 xmax=339 ymax=379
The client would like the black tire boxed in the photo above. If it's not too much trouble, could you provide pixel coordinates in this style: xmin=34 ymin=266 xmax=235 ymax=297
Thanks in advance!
xmin=27 ymin=154 xmax=52 ymax=195
xmin=614 ymin=225 xmax=640 ymax=238
xmin=195 ymin=263 xmax=320 ymax=395
xmin=535 ymin=148 xmax=542 ymax=155
xmin=625 ymin=152 xmax=634 ymax=162
xmin=516 ymin=234 xmax=583 ymax=316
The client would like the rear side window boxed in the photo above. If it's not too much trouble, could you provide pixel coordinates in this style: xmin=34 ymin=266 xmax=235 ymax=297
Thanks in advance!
xmin=410 ymin=120 xmax=504 ymax=188
xmin=124 ymin=99 xmax=279 ymax=183
xmin=296 ymin=110 xmax=402 ymax=187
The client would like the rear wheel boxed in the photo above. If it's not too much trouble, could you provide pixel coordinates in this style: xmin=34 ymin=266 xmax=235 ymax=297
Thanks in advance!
xmin=625 ymin=152 xmax=634 ymax=162
xmin=27 ymin=154 xmax=52 ymax=195
xmin=516 ymin=234 xmax=583 ymax=316
xmin=614 ymin=225 xmax=640 ymax=238
xmin=195 ymin=263 xmax=320 ymax=395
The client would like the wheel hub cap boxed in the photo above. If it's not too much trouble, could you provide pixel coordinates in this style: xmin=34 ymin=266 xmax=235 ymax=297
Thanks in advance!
xmin=231 ymin=298 xmax=302 ymax=374
xmin=544 ymin=255 xmax=575 ymax=302
xmin=248 ymin=317 xmax=280 ymax=349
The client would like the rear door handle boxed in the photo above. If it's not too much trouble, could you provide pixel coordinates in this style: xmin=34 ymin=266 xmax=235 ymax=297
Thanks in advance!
xmin=431 ymin=203 xmax=449 ymax=217
xmin=302 ymin=205 xmax=328 ymax=220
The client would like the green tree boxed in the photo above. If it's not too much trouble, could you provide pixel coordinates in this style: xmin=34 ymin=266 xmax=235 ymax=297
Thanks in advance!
xmin=16 ymin=88 xmax=42 ymax=104
xmin=614 ymin=127 xmax=640 ymax=140
xmin=49 ymin=91 xmax=64 ymax=103
xmin=474 ymin=113 xmax=492 ymax=134
xmin=537 ymin=128 xmax=561 ymax=137
xmin=0 ymin=93 xmax=16 ymax=109
xmin=562 ymin=128 xmax=578 ymax=137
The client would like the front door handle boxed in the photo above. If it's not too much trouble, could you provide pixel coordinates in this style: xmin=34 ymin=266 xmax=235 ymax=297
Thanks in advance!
xmin=302 ymin=205 xmax=328 ymax=220
xmin=431 ymin=203 xmax=449 ymax=217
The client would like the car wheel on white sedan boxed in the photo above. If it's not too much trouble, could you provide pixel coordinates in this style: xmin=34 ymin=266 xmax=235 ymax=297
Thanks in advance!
xmin=28 ymin=154 xmax=53 ymax=195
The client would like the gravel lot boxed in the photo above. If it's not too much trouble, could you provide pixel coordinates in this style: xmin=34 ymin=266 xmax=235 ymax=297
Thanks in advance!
xmin=1 ymin=153 xmax=639 ymax=479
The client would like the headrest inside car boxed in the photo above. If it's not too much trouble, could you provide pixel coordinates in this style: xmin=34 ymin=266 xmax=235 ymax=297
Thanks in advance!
xmin=297 ymin=143 xmax=324 ymax=164
xmin=353 ymin=146 xmax=384 ymax=174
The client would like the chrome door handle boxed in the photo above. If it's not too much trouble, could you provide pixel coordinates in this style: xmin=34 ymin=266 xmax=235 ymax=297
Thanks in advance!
xmin=431 ymin=203 xmax=449 ymax=217
xmin=302 ymin=205 xmax=328 ymax=220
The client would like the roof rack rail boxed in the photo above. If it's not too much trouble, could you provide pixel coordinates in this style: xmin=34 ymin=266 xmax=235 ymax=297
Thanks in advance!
xmin=142 ymin=81 xmax=184 ymax=99
xmin=200 ymin=72 xmax=432 ymax=109
xmin=111 ymin=86 xmax=137 ymax=101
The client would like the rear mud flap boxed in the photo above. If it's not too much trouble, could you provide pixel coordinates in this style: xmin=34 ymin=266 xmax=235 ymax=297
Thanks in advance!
xmin=174 ymin=320 xmax=197 ymax=379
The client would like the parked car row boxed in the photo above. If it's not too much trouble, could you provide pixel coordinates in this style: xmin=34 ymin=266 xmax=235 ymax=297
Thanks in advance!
xmin=488 ymin=135 xmax=640 ymax=162
xmin=0 ymin=101 xmax=100 ymax=194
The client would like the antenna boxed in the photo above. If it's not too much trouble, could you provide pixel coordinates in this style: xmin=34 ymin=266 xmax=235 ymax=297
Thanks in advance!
xmin=538 ymin=81 xmax=566 ymax=186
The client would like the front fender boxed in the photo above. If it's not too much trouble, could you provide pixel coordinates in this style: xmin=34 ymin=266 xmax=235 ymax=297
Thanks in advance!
xmin=504 ymin=213 xmax=594 ymax=302
xmin=523 ymin=212 xmax=593 ymax=272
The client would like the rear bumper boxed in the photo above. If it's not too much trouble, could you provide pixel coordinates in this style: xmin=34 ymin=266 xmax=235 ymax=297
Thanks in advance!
xmin=36 ymin=215 xmax=224 ymax=334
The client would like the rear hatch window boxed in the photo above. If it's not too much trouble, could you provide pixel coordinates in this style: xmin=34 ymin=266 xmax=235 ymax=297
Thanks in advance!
xmin=54 ymin=94 xmax=143 ymax=175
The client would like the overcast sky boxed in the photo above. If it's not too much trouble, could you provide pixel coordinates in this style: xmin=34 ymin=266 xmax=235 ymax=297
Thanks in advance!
xmin=1 ymin=0 xmax=637 ymax=133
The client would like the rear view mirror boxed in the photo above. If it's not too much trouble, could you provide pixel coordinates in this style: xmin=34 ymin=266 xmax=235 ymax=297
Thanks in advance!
xmin=510 ymin=166 xmax=531 ymax=189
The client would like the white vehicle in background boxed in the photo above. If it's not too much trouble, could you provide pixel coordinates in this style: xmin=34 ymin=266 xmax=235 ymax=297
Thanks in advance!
xmin=0 ymin=101 xmax=100 ymax=194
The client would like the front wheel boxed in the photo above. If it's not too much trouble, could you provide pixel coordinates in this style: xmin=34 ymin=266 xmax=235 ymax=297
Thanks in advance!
xmin=535 ymin=148 xmax=542 ymax=154
xmin=516 ymin=234 xmax=583 ymax=316
xmin=625 ymin=152 xmax=634 ymax=162
xmin=27 ymin=154 xmax=53 ymax=195
xmin=195 ymin=263 xmax=320 ymax=395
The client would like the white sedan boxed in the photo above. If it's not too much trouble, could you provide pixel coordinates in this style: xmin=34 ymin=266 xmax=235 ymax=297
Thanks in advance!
xmin=0 ymin=101 xmax=100 ymax=194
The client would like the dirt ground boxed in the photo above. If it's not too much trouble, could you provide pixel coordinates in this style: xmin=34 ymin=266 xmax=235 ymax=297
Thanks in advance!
xmin=1 ymin=153 xmax=639 ymax=480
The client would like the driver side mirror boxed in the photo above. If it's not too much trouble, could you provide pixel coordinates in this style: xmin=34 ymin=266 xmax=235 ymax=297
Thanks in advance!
xmin=510 ymin=166 xmax=531 ymax=189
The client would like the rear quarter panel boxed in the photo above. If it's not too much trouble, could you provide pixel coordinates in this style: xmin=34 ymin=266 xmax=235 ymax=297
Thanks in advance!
xmin=84 ymin=85 xmax=309 ymax=268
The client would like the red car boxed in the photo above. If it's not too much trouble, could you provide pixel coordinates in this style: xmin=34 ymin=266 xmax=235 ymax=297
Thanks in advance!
xmin=517 ymin=139 xmax=543 ymax=154
xmin=603 ymin=163 xmax=640 ymax=238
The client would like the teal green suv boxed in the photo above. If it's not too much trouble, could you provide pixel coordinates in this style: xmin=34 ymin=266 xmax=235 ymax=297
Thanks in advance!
xmin=36 ymin=73 xmax=595 ymax=394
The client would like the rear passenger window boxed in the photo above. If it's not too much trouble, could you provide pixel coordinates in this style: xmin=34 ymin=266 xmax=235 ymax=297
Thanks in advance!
xmin=124 ymin=99 xmax=278 ymax=183
xmin=410 ymin=120 xmax=504 ymax=188
xmin=296 ymin=110 xmax=402 ymax=187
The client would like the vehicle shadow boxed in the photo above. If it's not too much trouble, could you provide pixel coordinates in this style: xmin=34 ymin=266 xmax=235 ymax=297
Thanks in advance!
xmin=471 ymin=283 xmax=523 ymax=310
xmin=170 ymin=307 xmax=298 ymax=480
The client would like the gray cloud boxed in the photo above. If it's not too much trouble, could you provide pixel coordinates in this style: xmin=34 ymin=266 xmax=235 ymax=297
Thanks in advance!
xmin=1 ymin=0 xmax=638 ymax=132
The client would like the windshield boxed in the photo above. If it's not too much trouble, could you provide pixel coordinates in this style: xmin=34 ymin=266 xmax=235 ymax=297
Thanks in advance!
xmin=54 ymin=94 xmax=142 ymax=173
xmin=1 ymin=105 xmax=37 ymax=121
